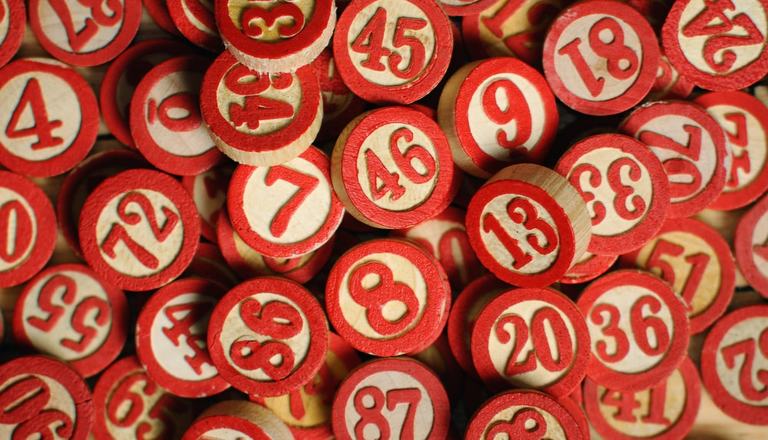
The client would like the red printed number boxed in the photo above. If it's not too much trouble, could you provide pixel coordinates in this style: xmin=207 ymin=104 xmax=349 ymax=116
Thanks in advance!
xmin=225 ymin=66 xmax=294 ymax=130
xmin=486 ymin=408 xmax=548 ymax=440
xmin=639 ymin=125 xmax=703 ymax=199
xmin=48 ymin=0 xmax=123 ymax=51
xmin=108 ymin=372 xmax=181 ymax=438
xmin=0 ymin=199 xmax=32 ymax=264
xmin=366 ymin=127 xmax=436 ymax=202
xmin=482 ymin=79 xmax=532 ymax=150
xmin=351 ymin=7 xmax=427 ymax=80
xmin=6 ymin=79 xmax=63 ymax=150
xmin=720 ymin=327 xmax=768 ymax=401
xmin=569 ymin=158 xmax=646 ymax=226
xmin=162 ymin=302 xmax=214 ymax=375
xmin=601 ymin=380 xmax=672 ymax=425
xmin=723 ymin=112 xmax=750 ymax=188
xmin=483 ymin=1 xmax=559 ymax=61
xmin=0 ymin=376 xmax=73 ymax=439
xmin=264 ymin=166 xmax=319 ymax=237
xmin=147 ymin=93 xmax=202 ymax=132
xmin=348 ymin=261 xmax=419 ymax=336
xmin=353 ymin=386 xmax=421 ymax=440
xmin=647 ymin=239 xmax=710 ymax=310
xmin=241 ymin=1 xmax=305 ymax=39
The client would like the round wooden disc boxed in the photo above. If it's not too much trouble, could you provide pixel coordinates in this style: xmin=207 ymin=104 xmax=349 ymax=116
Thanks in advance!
xmin=325 ymin=238 xmax=451 ymax=356
xmin=620 ymin=100 xmax=728 ymax=218
xmin=471 ymin=287 xmax=589 ymax=397
xmin=696 ymin=91 xmax=768 ymax=210
xmin=648 ymin=54 xmax=695 ymax=101
xmin=577 ymin=270 xmax=689 ymax=391
xmin=215 ymin=0 xmax=336 ymax=72
xmin=228 ymin=146 xmax=344 ymax=258
xmin=701 ymin=305 xmax=768 ymax=425
xmin=331 ymin=106 xmax=455 ymax=229
xmin=735 ymin=194 xmax=768 ymax=297
xmin=312 ymin=48 xmax=366 ymax=142
xmin=167 ymin=0 xmax=222 ymax=51
xmin=623 ymin=217 xmax=736 ymax=334
xmin=182 ymin=400 xmax=293 ymax=439
xmin=0 ymin=171 xmax=56 ymax=287
xmin=465 ymin=389 xmax=585 ymax=440
xmin=136 ymin=278 xmax=231 ymax=398
xmin=13 ymin=264 xmax=127 ymax=378
xmin=662 ymin=0 xmax=768 ymax=91
xmin=332 ymin=0 xmax=453 ymax=104
xmin=78 ymin=169 xmax=201 ymax=291
xmin=100 ymin=39 xmax=191 ymax=148
xmin=0 ymin=356 xmax=93 ymax=440
xmin=584 ymin=356 xmax=701 ymax=440
xmin=207 ymin=277 xmax=329 ymax=397
xmin=29 ymin=0 xmax=142 ymax=66
xmin=560 ymin=251 xmax=617 ymax=285
xmin=466 ymin=163 xmax=591 ymax=287
xmin=437 ymin=57 xmax=558 ymax=178
xmin=0 ymin=59 xmax=99 ymax=177
xmin=0 ymin=0 xmax=24 ymax=68
xmin=542 ymin=0 xmax=660 ymax=115
xmin=201 ymin=51 xmax=322 ymax=166
xmin=181 ymin=165 xmax=231 ymax=243
xmin=92 ymin=356 xmax=193 ymax=439
xmin=555 ymin=133 xmax=670 ymax=255
xmin=331 ymin=358 xmax=450 ymax=440
xmin=130 ymin=55 xmax=222 ymax=176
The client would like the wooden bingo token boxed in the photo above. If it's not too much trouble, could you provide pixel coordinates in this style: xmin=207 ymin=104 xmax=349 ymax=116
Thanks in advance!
xmin=201 ymin=51 xmax=322 ymax=166
xmin=228 ymin=146 xmax=344 ymax=258
xmin=701 ymin=305 xmax=768 ymax=425
xmin=13 ymin=264 xmax=127 ymax=378
xmin=0 ymin=0 xmax=23 ymax=69
xmin=392 ymin=206 xmax=484 ymax=288
xmin=136 ymin=278 xmax=230 ymax=398
xmin=182 ymin=166 xmax=230 ymax=243
xmin=131 ymin=56 xmax=221 ymax=176
xmin=332 ymin=0 xmax=453 ymax=104
xmin=0 ymin=59 xmax=99 ymax=177
xmin=439 ymin=0 xmax=495 ymax=17
xmin=312 ymin=49 xmax=366 ymax=142
xmin=471 ymin=287 xmax=589 ymax=396
xmin=0 ymin=171 xmax=56 ymax=287
xmin=584 ymin=356 xmax=701 ymax=440
xmin=182 ymin=400 xmax=293 ymax=439
xmin=437 ymin=57 xmax=559 ymax=178
xmin=466 ymin=163 xmax=591 ymax=288
xmin=695 ymin=91 xmax=768 ymax=210
xmin=78 ymin=169 xmax=201 ymax=291
xmin=167 ymin=0 xmax=221 ymax=51
xmin=648 ymin=54 xmax=695 ymax=101
xmin=29 ymin=0 xmax=142 ymax=67
xmin=465 ymin=389 xmax=585 ymax=440
xmin=260 ymin=333 xmax=361 ymax=434
xmin=207 ymin=277 xmax=329 ymax=397
xmin=620 ymin=100 xmax=728 ymax=218
xmin=555 ymin=133 xmax=670 ymax=255
xmin=217 ymin=211 xmax=333 ymax=283
xmin=331 ymin=357 xmax=450 ymax=440
xmin=560 ymin=252 xmax=617 ymax=285
xmin=735 ymin=194 xmax=768 ymax=297
xmin=0 ymin=356 xmax=93 ymax=439
xmin=578 ymin=270 xmax=689 ymax=391
xmin=331 ymin=107 xmax=454 ymax=229
xmin=448 ymin=275 xmax=507 ymax=375
xmin=325 ymin=238 xmax=451 ymax=356
xmin=100 ymin=39 xmax=191 ymax=148
xmin=662 ymin=0 xmax=768 ymax=91
xmin=57 ymin=149 xmax=148 ymax=257
xmin=624 ymin=217 xmax=736 ymax=334
xmin=461 ymin=0 xmax=566 ymax=64
xmin=93 ymin=356 xmax=192 ymax=439
xmin=214 ymin=0 xmax=336 ymax=72
xmin=542 ymin=0 xmax=660 ymax=115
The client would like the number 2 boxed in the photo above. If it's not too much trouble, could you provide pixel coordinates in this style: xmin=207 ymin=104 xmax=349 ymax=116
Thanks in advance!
xmin=720 ymin=327 xmax=768 ymax=401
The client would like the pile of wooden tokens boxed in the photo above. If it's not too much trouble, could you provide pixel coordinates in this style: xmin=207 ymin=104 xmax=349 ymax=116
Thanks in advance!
xmin=2 ymin=0 xmax=768 ymax=438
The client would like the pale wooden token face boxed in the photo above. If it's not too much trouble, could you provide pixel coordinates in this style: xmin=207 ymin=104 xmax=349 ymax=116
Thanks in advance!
xmin=220 ymin=293 xmax=311 ymax=381
xmin=596 ymin=368 xmax=688 ymax=436
xmin=479 ymin=194 xmax=560 ymax=274
xmin=357 ymin=124 xmax=440 ymax=211
xmin=675 ymin=0 xmax=767 ymax=76
xmin=0 ymin=0 xmax=12 ymax=46
xmin=587 ymin=286 xmax=674 ymax=373
xmin=342 ymin=370 xmax=436 ymax=438
xmin=481 ymin=405 xmax=567 ymax=439
xmin=473 ymin=0 xmax=562 ymax=57
xmin=637 ymin=115 xmax=718 ymax=204
xmin=345 ymin=0 xmax=436 ymax=86
xmin=338 ymin=252 xmax=428 ymax=340
xmin=0 ymin=374 xmax=77 ymax=439
xmin=21 ymin=270 xmax=111 ymax=361
xmin=104 ymin=374 xmax=174 ymax=438
xmin=150 ymin=293 xmax=218 ymax=381
xmin=242 ymin=158 xmax=332 ymax=244
xmin=95 ymin=189 xmax=185 ymax=277
xmin=36 ymin=0 xmax=124 ymax=52
xmin=191 ymin=170 xmax=226 ymax=227
xmin=553 ymin=13 xmax=644 ymax=101
xmin=0 ymin=187 xmax=36 ymax=272
xmin=488 ymin=300 xmax=577 ymax=387
xmin=713 ymin=316 xmax=768 ymax=406
xmin=226 ymin=0 xmax=313 ymax=41
xmin=635 ymin=232 xmax=722 ymax=319
xmin=0 ymin=72 xmax=81 ymax=162
xmin=567 ymin=148 xmax=654 ymax=237
xmin=143 ymin=71 xmax=215 ymax=157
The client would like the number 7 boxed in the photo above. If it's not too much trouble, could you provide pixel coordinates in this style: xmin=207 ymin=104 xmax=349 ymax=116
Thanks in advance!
xmin=264 ymin=166 xmax=319 ymax=237
xmin=386 ymin=388 xmax=421 ymax=440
